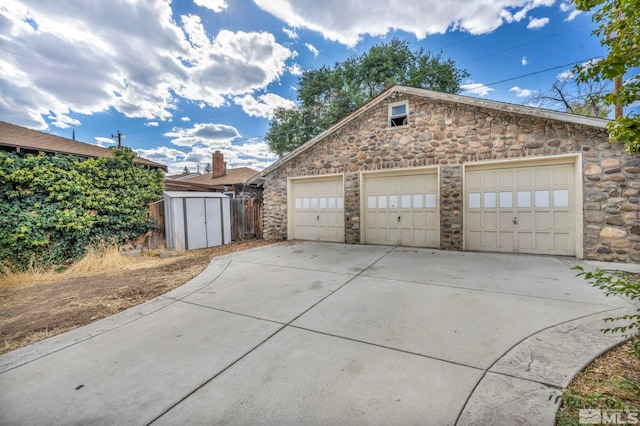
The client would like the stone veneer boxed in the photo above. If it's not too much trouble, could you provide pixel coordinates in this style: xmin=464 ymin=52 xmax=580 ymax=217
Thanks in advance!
xmin=261 ymin=92 xmax=640 ymax=263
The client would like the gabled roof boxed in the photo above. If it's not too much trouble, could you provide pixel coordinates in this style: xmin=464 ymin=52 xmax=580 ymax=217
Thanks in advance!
xmin=183 ymin=167 xmax=259 ymax=186
xmin=0 ymin=121 xmax=168 ymax=171
xmin=166 ymin=172 xmax=203 ymax=180
xmin=250 ymin=85 xmax=610 ymax=184
xmin=164 ymin=167 xmax=259 ymax=191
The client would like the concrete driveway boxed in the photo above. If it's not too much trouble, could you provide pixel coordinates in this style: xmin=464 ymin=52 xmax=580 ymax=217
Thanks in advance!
xmin=1 ymin=242 xmax=637 ymax=425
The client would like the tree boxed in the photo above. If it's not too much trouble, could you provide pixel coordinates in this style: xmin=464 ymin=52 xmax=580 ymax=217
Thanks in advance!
xmin=527 ymin=74 xmax=611 ymax=118
xmin=182 ymin=165 xmax=190 ymax=174
xmin=266 ymin=38 xmax=469 ymax=156
xmin=203 ymin=162 xmax=212 ymax=174
xmin=573 ymin=0 xmax=640 ymax=151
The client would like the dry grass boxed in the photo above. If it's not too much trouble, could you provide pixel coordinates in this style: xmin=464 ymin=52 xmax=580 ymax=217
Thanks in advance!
xmin=64 ymin=243 xmax=130 ymax=276
xmin=556 ymin=339 xmax=640 ymax=424
xmin=0 ymin=264 xmax=60 ymax=288
xmin=0 ymin=243 xmax=133 ymax=288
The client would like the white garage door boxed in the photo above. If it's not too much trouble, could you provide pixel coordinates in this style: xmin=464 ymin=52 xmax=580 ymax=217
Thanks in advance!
xmin=290 ymin=177 xmax=344 ymax=242
xmin=465 ymin=162 xmax=576 ymax=256
xmin=363 ymin=172 xmax=439 ymax=247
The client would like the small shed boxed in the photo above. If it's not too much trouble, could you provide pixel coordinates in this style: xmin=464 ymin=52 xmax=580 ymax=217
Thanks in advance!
xmin=163 ymin=191 xmax=231 ymax=250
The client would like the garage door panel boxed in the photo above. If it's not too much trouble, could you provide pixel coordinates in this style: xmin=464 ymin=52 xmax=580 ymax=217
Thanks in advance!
xmin=534 ymin=168 xmax=552 ymax=186
xmin=291 ymin=178 xmax=344 ymax=242
xmin=465 ymin=162 xmax=575 ymax=256
xmin=536 ymin=233 xmax=553 ymax=251
xmin=535 ymin=211 xmax=552 ymax=229
xmin=364 ymin=172 xmax=439 ymax=248
xmin=500 ymin=232 xmax=515 ymax=251
xmin=483 ymin=212 xmax=498 ymax=227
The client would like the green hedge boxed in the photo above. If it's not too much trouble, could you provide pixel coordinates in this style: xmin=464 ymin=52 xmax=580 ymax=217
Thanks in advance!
xmin=0 ymin=148 xmax=164 ymax=270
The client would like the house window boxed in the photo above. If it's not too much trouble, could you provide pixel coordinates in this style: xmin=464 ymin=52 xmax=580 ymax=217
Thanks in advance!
xmin=389 ymin=102 xmax=408 ymax=127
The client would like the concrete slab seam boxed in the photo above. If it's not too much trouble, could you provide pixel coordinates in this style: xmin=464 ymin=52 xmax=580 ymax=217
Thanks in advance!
xmin=361 ymin=275 xmax=634 ymax=309
xmin=288 ymin=324 xmax=486 ymax=372
xmin=172 ymin=299 xmax=288 ymax=326
xmin=454 ymin=306 xmax=627 ymax=425
xmin=282 ymin=246 xmax=400 ymax=326
xmin=146 ymin=323 xmax=288 ymax=426
xmin=217 ymin=259 xmax=367 ymax=276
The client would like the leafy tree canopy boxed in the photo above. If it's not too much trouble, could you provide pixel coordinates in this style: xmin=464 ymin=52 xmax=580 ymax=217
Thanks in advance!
xmin=266 ymin=38 xmax=469 ymax=156
xmin=573 ymin=0 xmax=640 ymax=150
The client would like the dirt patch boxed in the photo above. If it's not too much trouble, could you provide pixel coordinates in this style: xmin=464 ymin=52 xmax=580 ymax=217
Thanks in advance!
xmin=0 ymin=239 xmax=276 ymax=354
xmin=556 ymin=339 xmax=640 ymax=424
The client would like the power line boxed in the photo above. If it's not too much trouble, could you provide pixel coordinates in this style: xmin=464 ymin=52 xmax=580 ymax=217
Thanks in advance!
xmin=481 ymin=57 xmax=602 ymax=87
xmin=459 ymin=22 xmax=591 ymax=65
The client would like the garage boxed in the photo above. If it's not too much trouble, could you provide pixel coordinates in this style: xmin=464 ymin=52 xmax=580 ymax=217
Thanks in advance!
xmin=362 ymin=169 xmax=439 ymax=247
xmin=464 ymin=157 xmax=579 ymax=256
xmin=288 ymin=175 xmax=345 ymax=242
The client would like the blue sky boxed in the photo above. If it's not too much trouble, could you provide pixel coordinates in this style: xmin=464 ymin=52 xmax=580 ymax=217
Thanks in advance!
xmin=0 ymin=0 xmax=615 ymax=173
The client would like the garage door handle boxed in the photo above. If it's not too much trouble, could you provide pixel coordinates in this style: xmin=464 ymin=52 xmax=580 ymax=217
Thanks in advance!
xmin=317 ymin=215 xmax=320 ymax=221
xmin=513 ymin=217 xmax=518 ymax=225
xmin=397 ymin=216 xmax=401 ymax=223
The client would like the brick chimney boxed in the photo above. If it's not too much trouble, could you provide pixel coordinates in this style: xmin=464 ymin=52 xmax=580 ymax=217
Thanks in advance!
xmin=212 ymin=150 xmax=226 ymax=178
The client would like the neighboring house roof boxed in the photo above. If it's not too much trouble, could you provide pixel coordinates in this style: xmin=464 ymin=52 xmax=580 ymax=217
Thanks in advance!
xmin=249 ymin=84 xmax=610 ymax=184
xmin=0 ymin=121 xmax=168 ymax=171
xmin=165 ymin=172 xmax=203 ymax=180
xmin=164 ymin=167 xmax=259 ymax=191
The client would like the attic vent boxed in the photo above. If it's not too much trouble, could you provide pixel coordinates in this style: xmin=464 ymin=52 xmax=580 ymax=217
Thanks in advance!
xmin=389 ymin=101 xmax=408 ymax=127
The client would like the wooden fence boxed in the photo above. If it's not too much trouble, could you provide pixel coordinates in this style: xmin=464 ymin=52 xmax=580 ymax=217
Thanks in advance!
xmin=147 ymin=199 xmax=166 ymax=249
xmin=230 ymin=198 xmax=263 ymax=240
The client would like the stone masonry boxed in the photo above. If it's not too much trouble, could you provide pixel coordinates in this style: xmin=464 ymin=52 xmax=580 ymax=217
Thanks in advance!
xmin=261 ymin=90 xmax=640 ymax=263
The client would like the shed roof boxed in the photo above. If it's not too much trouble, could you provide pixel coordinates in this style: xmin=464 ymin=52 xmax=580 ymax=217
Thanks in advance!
xmin=250 ymin=85 xmax=609 ymax=184
xmin=0 ymin=121 xmax=168 ymax=171
xmin=163 ymin=191 xmax=229 ymax=199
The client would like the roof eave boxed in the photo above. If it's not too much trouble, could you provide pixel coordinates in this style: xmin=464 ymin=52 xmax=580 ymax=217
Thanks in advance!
xmin=248 ymin=85 xmax=610 ymax=184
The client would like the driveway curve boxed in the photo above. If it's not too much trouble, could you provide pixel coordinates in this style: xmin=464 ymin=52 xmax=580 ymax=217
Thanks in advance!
xmin=1 ymin=241 xmax=637 ymax=425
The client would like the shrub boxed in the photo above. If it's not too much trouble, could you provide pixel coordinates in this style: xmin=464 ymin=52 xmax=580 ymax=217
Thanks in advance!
xmin=0 ymin=148 xmax=164 ymax=270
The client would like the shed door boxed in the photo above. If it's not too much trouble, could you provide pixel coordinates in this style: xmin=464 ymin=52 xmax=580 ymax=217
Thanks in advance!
xmin=185 ymin=197 xmax=227 ymax=250
xmin=290 ymin=177 xmax=344 ymax=242
xmin=465 ymin=162 xmax=575 ymax=255
xmin=185 ymin=198 xmax=208 ymax=250
xmin=363 ymin=172 xmax=439 ymax=247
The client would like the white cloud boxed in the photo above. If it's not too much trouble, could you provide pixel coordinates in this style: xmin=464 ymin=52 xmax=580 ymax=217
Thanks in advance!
xmin=565 ymin=9 xmax=581 ymax=21
xmin=164 ymin=123 xmax=241 ymax=148
xmin=527 ymin=17 xmax=550 ymax=29
xmin=0 ymin=0 xmax=292 ymax=129
xmin=305 ymin=43 xmax=319 ymax=57
xmin=521 ymin=56 xmax=528 ymax=66
xmin=288 ymin=63 xmax=303 ymax=76
xmin=134 ymin=146 xmax=187 ymax=165
xmin=283 ymin=27 xmax=298 ymax=39
xmin=194 ymin=0 xmax=228 ymax=13
xmin=181 ymin=116 xmax=191 ymax=122
xmin=94 ymin=136 xmax=116 ymax=147
xmin=559 ymin=2 xmax=581 ymax=21
xmin=461 ymin=82 xmax=494 ymax=97
xmin=557 ymin=70 xmax=574 ymax=80
xmin=254 ymin=0 xmax=559 ymax=46
xmin=234 ymin=93 xmax=296 ymax=118
xmin=144 ymin=121 xmax=159 ymax=127
xmin=509 ymin=86 xmax=533 ymax=97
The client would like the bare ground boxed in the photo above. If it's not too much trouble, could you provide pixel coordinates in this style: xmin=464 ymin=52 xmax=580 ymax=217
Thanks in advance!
xmin=0 ymin=239 xmax=276 ymax=355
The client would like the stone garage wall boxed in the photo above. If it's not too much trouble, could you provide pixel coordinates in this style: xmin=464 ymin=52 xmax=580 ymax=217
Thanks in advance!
xmin=262 ymin=91 xmax=640 ymax=263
